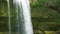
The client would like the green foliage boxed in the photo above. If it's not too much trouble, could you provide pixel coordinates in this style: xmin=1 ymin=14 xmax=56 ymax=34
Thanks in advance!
xmin=31 ymin=0 xmax=60 ymax=32
xmin=54 ymin=0 xmax=60 ymax=7
xmin=0 ymin=0 xmax=60 ymax=34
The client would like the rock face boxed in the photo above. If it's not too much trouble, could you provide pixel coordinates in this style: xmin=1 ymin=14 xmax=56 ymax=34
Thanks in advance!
xmin=56 ymin=31 xmax=60 ymax=34
xmin=0 ymin=16 xmax=15 ymax=31
xmin=0 ymin=16 xmax=8 ymax=31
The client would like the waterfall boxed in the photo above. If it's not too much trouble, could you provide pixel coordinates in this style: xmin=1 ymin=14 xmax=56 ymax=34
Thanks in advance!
xmin=13 ymin=0 xmax=33 ymax=34
xmin=7 ymin=0 xmax=33 ymax=34
xmin=7 ymin=0 xmax=11 ymax=34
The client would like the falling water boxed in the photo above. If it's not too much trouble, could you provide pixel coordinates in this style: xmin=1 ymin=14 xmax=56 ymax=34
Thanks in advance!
xmin=14 ymin=1 xmax=20 ymax=34
xmin=7 ymin=0 xmax=11 ymax=34
xmin=13 ymin=0 xmax=33 ymax=34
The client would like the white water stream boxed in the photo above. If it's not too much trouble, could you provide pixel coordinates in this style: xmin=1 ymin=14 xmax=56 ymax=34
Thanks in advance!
xmin=7 ymin=0 xmax=11 ymax=34
xmin=13 ymin=0 xmax=33 ymax=34
xmin=7 ymin=0 xmax=33 ymax=34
